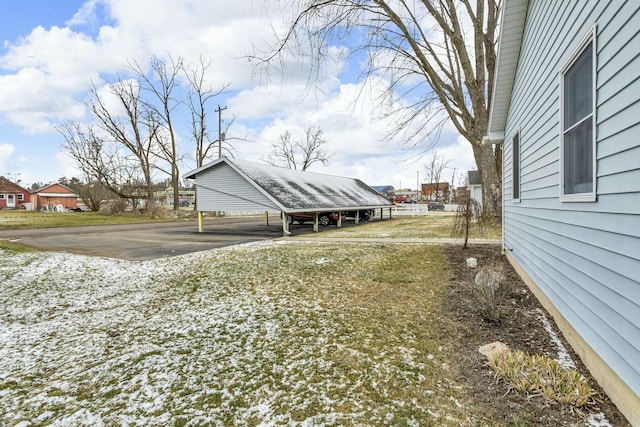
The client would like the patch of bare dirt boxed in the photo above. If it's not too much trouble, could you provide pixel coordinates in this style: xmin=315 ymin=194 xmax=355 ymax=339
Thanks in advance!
xmin=443 ymin=245 xmax=630 ymax=426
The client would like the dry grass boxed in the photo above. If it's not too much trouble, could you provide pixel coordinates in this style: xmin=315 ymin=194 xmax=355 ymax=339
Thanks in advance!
xmin=0 ymin=210 xmax=168 ymax=229
xmin=0 ymin=242 xmax=479 ymax=426
xmin=305 ymin=214 xmax=501 ymax=240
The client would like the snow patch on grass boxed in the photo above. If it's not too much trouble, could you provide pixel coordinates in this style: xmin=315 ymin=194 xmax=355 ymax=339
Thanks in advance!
xmin=0 ymin=242 xmax=466 ymax=426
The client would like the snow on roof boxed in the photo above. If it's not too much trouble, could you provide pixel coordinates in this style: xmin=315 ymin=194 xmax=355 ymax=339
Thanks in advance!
xmin=185 ymin=158 xmax=392 ymax=211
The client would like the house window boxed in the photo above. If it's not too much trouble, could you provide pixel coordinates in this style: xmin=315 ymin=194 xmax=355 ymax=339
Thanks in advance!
xmin=18 ymin=194 xmax=24 ymax=201
xmin=512 ymin=131 xmax=520 ymax=200
xmin=561 ymin=27 xmax=596 ymax=200
xmin=0 ymin=194 xmax=4 ymax=199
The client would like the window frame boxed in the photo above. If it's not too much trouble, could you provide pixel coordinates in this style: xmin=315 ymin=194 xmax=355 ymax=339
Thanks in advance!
xmin=560 ymin=25 xmax=597 ymax=202
xmin=512 ymin=130 xmax=521 ymax=202
xmin=18 ymin=194 xmax=24 ymax=201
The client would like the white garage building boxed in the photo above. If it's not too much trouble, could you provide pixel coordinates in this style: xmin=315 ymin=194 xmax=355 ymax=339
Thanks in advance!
xmin=183 ymin=157 xmax=393 ymax=235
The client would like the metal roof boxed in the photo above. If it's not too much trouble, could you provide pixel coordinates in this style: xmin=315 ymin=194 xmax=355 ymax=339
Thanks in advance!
xmin=486 ymin=0 xmax=530 ymax=143
xmin=184 ymin=157 xmax=392 ymax=212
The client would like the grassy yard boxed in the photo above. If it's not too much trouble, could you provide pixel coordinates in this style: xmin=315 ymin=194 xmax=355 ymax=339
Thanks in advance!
xmin=0 ymin=217 xmax=621 ymax=426
xmin=0 ymin=210 xmax=169 ymax=230
xmin=311 ymin=213 xmax=501 ymax=240
xmin=1 ymin=241 xmax=481 ymax=426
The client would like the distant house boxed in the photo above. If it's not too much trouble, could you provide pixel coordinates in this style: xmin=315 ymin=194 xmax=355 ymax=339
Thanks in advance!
xmin=184 ymin=157 xmax=392 ymax=235
xmin=0 ymin=177 xmax=30 ymax=210
xmin=486 ymin=0 xmax=640 ymax=423
xmin=31 ymin=183 xmax=78 ymax=211
xmin=467 ymin=171 xmax=482 ymax=206
xmin=421 ymin=182 xmax=450 ymax=201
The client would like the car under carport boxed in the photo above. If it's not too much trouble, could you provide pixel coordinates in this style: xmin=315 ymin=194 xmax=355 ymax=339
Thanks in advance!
xmin=183 ymin=157 xmax=393 ymax=235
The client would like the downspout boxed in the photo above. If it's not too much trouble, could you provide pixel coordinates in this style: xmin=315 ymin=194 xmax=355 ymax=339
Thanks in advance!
xmin=282 ymin=212 xmax=291 ymax=236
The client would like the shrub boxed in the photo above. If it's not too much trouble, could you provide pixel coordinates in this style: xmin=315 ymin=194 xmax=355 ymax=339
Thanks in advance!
xmin=473 ymin=265 xmax=511 ymax=322
xmin=488 ymin=350 xmax=598 ymax=408
xmin=451 ymin=197 xmax=483 ymax=248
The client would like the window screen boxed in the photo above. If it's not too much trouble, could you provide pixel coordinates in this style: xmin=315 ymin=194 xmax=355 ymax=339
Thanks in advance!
xmin=562 ymin=40 xmax=594 ymax=196
xmin=512 ymin=132 xmax=520 ymax=200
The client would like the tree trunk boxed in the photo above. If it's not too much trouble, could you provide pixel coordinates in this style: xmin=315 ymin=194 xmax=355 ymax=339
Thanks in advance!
xmin=474 ymin=143 xmax=502 ymax=220
xmin=172 ymin=164 xmax=180 ymax=212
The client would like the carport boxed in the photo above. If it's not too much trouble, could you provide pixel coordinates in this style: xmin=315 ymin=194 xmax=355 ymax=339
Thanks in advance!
xmin=183 ymin=157 xmax=393 ymax=235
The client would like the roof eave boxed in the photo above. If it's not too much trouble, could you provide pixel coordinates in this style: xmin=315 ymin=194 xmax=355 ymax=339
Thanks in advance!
xmin=286 ymin=204 xmax=392 ymax=214
xmin=182 ymin=157 xmax=226 ymax=180
xmin=486 ymin=0 xmax=529 ymax=139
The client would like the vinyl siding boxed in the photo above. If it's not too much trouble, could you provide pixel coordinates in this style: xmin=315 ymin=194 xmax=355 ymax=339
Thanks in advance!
xmin=502 ymin=0 xmax=640 ymax=396
xmin=195 ymin=163 xmax=279 ymax=212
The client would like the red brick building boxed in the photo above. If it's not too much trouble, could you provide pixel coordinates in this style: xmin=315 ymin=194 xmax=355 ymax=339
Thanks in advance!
xmin=421 ymin=182 xmax=450 ymax=201
xmin=31 ymin=183 xmax=78 ymax=211
xmin=0 ymin=177 xmax=30 ymax=210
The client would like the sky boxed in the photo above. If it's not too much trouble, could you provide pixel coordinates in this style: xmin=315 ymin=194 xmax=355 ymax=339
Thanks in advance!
xmin=0 ymin=0 xmax=477 ymax=191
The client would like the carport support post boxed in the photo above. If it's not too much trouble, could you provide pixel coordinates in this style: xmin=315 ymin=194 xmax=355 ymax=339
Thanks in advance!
xmin=198 ymin=211 xmax=204 ymax=233
xmin=282 ymin=213 xmax=291 ymax=236
xmin=313 ymin=213 xmax=319 ymax=232
xmin=264 ymin=211 xmax=269 ymax=226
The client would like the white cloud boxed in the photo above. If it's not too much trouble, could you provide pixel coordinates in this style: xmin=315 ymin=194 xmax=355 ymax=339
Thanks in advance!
xmin=55 ymin=150 xmax=82 ymax=179
xmin=0 ymin=0 xmax=305 ymax=134
xmin=0 ymin=0 xmax=475 ymax=188
xmin=0 ymin=144 xmax=16 ymax=170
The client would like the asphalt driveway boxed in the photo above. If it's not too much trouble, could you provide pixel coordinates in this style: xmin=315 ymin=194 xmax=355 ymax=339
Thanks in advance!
xmin=0 ymin=215 xmax=320 ymax=261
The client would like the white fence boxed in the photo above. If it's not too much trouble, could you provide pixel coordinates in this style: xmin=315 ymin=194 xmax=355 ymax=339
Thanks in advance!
xmin=391 ymin=203 xmax=458 ymax=216
xmin=205 ymin=204 xmax=460 ymax=218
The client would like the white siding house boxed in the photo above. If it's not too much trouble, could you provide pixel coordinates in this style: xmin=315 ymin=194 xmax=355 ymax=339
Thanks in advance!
xmin=487 ymin=0 xmax=640 ymax=423
xmin=467 ymin=171 xmax=483 ymax=207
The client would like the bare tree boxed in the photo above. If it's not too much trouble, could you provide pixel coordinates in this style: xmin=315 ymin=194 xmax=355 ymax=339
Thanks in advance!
xmin=186 ymin=57 xmax=219 ymax=167
xmin=129 ymin=56 xmax=184 ymax=211
xmin=424 ymin=152 xmax=451 ymax=201
xmin=61 ymin=56 xmax=238 ymax=214
xmin=184 ymin=57 xmax=243 ymax=167
xmin=264 ymin=126 xmax=331 ymax=170
xmin=57 ymin=80 xmax=162 ymax=215
xmin=57 ymin=122 xmax=132 ymax=199
xmin=58 ymin=176 xmax=111 ymax=211
xmin=258 ymin=0 xmax=502 ymax=218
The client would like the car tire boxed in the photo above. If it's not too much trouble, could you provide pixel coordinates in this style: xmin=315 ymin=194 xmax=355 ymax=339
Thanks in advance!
xmin=318 ymin=214 xmax=331 ymax=226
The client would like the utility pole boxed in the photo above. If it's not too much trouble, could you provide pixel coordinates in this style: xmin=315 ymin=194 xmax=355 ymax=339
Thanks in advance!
xmin=215 ymin=105 xmax=227 ymax=159
xmin=450 ymin=167 xmax=457 ymax=203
